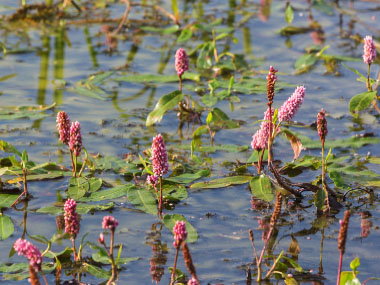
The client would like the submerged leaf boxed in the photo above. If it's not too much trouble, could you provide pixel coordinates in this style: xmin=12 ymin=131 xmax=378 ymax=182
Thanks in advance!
xmin=0 ymin=214 xmax=14 ymax=240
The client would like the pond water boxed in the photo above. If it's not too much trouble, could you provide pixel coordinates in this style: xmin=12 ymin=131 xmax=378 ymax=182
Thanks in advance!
xmin=0 ymin=0 xmax=379 ymax=284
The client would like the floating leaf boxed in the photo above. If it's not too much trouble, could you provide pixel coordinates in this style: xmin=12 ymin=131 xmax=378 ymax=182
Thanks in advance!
xmin=165 ymin=169 xmax=210 ymax=184
xmin=113 ymin=73 xmax=200 ymax=83
xmin=7 ymin=172 xmax=63 ymax=183
xmin=349 ymin=91 xmax=376 ymax=114
xmin=36 ymin=202 xmax=114 ymax=215
xmin=295 ymin=54 xmax=318 ymax=73
xmin=146 ymin=90 xmax=183 ymax=126
xmin=0 ymin=140 xmax=21 ymax=156
xmin=0 ymin=103 xmax=55 ymax=121
xmin=279 ymin=26 xmax=312 ymax=36
xmin=191 ymin=176 xmax=252 ymax=189
xmin=0 ymin=214 xmax=14 ymax=240
xmin=163 ymin=184 xmax=188 ymax=201
xmin=250 ymin=175 xmax=274 ymax=202
xmin=163 ymin=214 xmax=198 ymax=243
xmin=127 ymin=187 xmax=157 ymax=215
xmin=84 ymin=263 xmax=111 ymax=279
xmin=140 ymin=25 xmax=180 ymax=34
xmin=314 ymin=188 xmax=326 ymax=210
xmin=80 ymin=184 xmax=131 ymax=202
xmin=285 ymin=4 xmax=294 ymax=24
xmin=68 ymin=85 xmax=106 ymax=101
xmin=0 ymin=194 xmax=19 ymax=209
xmin=313 ymin=0 xmax=333 ymax=15
xmin=87 ymin=71 xmax=114 ymax=84
xmin=299 ymin=134 xmax=380 ymax=149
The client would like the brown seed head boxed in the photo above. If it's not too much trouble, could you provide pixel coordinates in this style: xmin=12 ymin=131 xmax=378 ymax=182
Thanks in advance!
xmin=338 ymin=210 xmax=350 ymax=254
xmin=266 ymin=66 xmax=278 ymax=107
xmin=317 ymin=109 xmax=328 ymax=144
xmin=182 ymin=242 xmax=198 ymax=281
xmin=270 ymin=192 xmax=282 ymax=228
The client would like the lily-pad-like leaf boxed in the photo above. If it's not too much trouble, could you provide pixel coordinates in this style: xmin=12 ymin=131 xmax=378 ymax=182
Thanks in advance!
xmin=127 ymin=187 xmax=157 ymax=215
xmin=146 ymin=90 xmax=183 ymax=126
xmin=36 ymin=202 xmax=114 ymax=215
xmin=349 ymin=91 xmax=376 ymax=114
xmin=7 ymin=172 xmax=63 ymax=183
xmin=0 ymin=214 xmax=14 ymax=240
xmin=163 ymin=184 xmax=188 ymax=201
xmin=79 ymin=184 xmax=132 ymax=202
xmin=299 ymin=134 xmax=380 ymax=149
xmin=140 ymin=25 xmax=180 ymax=34
xmin=191 ymin=176 xmax=252 ymax=189
xmin=163 ymin=214 xmax=198 ymax=243
xmin=68 ymin=85 xmax=106 ymax=101
xmin=250 ymin=175 xmax=274 ymax=202
xmin=68 ymin=177 xmax=102 ymax=199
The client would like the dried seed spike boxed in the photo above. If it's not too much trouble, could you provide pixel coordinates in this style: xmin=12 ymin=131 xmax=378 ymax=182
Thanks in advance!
xmin=248 ymin=229 xmax=254 ymax=242
xmin=266 ymin=66 xmax=278 ymax=107
xmin=270 ymin=192 xmax=282 ymax=228
xmin=317 ymin=109 xmax=328 ymax=143
xmin=338 ymin=210 xmax=350 ymax=254
xmin=182 ymin=242 xmax=198 ymax=281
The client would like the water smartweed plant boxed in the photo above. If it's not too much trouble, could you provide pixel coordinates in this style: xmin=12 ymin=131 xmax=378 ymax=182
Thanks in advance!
xmin=0 ymin=1 xmax=379 ymax=284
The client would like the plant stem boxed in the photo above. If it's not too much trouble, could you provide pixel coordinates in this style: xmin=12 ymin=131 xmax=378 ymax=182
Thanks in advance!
xmin=71 ymin=238 xmax=78 ymax=262
xmin=367 ymin=64 xmax=371 ymax=91
xmin=257 ymin=150 xmax=264 ymax=174
xmin=159 ymin=176 xmax=163 ymax=218
xmin=257 ymin=227 xmax=274 ymax=282
xmin=337 ymin=251 xmax=343 ymax=285
xmin=170 ymin=244 xmax=180 ymax=285
xmin=267 ymin=106 xmax=273 ymax=166
xmin=108 ymin=230 xmax=116 ymax=285
xmin=23 ymin=167 xmax=28 ymax=196
xmin=319 ymin=227 xmax=325 ymax=274
xmin=179 ymin=75 xmax=182 ymax=92
xmin=70 ymin=150 xmax=75 ymax=177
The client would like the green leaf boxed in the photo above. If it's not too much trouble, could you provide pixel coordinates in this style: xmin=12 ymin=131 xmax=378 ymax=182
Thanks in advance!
xmin=68 ymin=177 xmax=88 ymax=200
xmin=295 ymin=54 xmax=318 ymax=73
xmin=84 ymin=263 xmax=111 ymax=279
xmin=279 ymin=26 xmax=312 ymax=36
xmin=0 ymin=214 xmax=14 ymax=240
xmin=36 ymin=206 xmax=63 ymax=215
xmin=340 ymin=271 xmax=354 ymax=285
xmin=127 ymin=187 xmax=157 ymax=215
xmin=285 ymin=4 xmax=294 ymax=24
xmin=80 ymin=184 xmax=132 ymax=202
xmin=163 ymin=214 xmax=198 ymax=243
xmin=76 ymin=202 xmax=114 ymax=214
xmin=113 ymin=73 xmax=200 ymax=83
xmin=178 ymin=29 xmax=193 ymax=42
xmin=191 ymin=176 xmax=252 ymax=189
xmin=0 ymin=140 xmax=21 ymax=156
xmin=0 ymin=103 xmax=55 ymax=121
xmin=349 ymin=91 xmax=376 ymax=114
xmin=146 ymin=90 xmax=184 ymax=126
xmin=350 ymin=257 xmax=360 ymax=271
xmin=342 ymin=63 xmax=367 ymax=82
xmin=313 ymin=0 xmax=333 ymax=15
xmin=0 ymin=194 xmax=19 ymax=209
xmin=141 ymin=25 xmax=180 ymax=34
xmin=165 ymin=169 xmax=210 ymax=184
xmin=314 ymin=188 xmax=326 ymax=210
xmin=7 ymin=172 xmax=63 ymax=184
xmin=299 ymin=134 xmax=380 ymax=149
xmin=87 ymin=71 xmax=114 ymax=84
xmin=68 ymin=85 xmax=106 ymax=101
xmin=163 ymin=184 xmax=188 ymax=201
xmin=250 ymin=175 xmax=274 ymax=202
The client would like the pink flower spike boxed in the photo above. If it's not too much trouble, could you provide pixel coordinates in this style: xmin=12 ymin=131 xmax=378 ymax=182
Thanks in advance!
xmin=14 ymin=238 xmax=43 ymax=272
xmin=150 ymin=134 xmax=169 ymax=177
xmin=175 ymin=48 xmax=189 ymax=77
xmin=363 ymin=36 xmax=376 ymax=65
xmin=69 ymin=121 xmax=82 ymax=157
xmin=98 ymin=233 xmax=105 ymax=244
xmin=187 ymin=277 xmax=199 ymax=285
xmin=278 ymin=86 xmax=306 ymax=122
xmin=64 ymin=198 xmax=80 ymax=236
xmin=317 ymin=108 xmax=328 ymax=142
xmin=102 ymin=215 xmax=119 ymax=231
xmin=251 ymin=108 xmax=274 ymax=151
xmin=173 ymin=220 xmax=187 ymax=247
xmin=56 ymin=111 xmax=71 ymax=145
xmin=147 ymin=175 xmax=158 ymax=187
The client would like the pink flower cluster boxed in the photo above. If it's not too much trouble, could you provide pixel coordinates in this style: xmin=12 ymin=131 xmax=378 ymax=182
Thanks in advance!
xmin=56 ymin=111 xmax=71 ymax=145
xmin=173 ymin=220 xmax=187 ymax=247
xmin=147 ymin=174 xmax=158 ymax=187
xmin=151 ymin=134 xmax=169 ymax=177
xmin=251 ymin=108 xmax=274 ymax=151
xmin=102 ymin=215 xmax=119 ymax=231
xmin=187 ymin=277 xmax=199 ymax=285
xmin=64 ymin=198 xmax=80 ymax=236
xmin=69 ymin=121 xmax=82 ymax=157
xmin=266 ymin=66 xmax=278 ymax=83
xmin=175 ymin=48 xmax=189 ymax=77
xmin=363 ymin=36 xmax=376 ymax=65
xmin=278 ymin=86 xmax=306 ymax=122
xmin=13 ymin=238 xmax=43 ymax=272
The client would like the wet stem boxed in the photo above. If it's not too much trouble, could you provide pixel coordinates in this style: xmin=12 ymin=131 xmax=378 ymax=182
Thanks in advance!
xmin=337 ymin=250 xmax=343 ymax=285
xmin=256 ymin=227 xmax=274 ymax=282
xmin=367 ymin=63 xmax=380 ymax=114
xmin=159 ymin=176 xmax=163 ymax=218
xmin=71 ymin=237 xmax=78 ymax=262
xmin=108 ymin=229 xmax=117 ymax=285
xmin=267 ymin=105 xmax=273 ymax=167
xmin=170 ymin=243 xmax=180 ymax=285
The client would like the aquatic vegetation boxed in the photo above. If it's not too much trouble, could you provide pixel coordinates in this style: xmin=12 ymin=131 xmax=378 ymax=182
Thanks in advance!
xmin=0 ymin=0 xmax=379 ymax=284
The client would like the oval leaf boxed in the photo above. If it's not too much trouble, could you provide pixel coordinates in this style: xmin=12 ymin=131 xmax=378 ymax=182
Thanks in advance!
xmin=191 ymin=175 xmax=252 ymax=189
xmin=349 ymin=91 xmax=376 ymax=114
xmin=163 ymin=214 xmax=198 ymax=243
xmin=250 ymin=175 xmax=274 ymax=202
xmin=127 ymin=187 xmax=157 ymax=215
xmin=0 ymin=214 xmax=14 ymax=240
